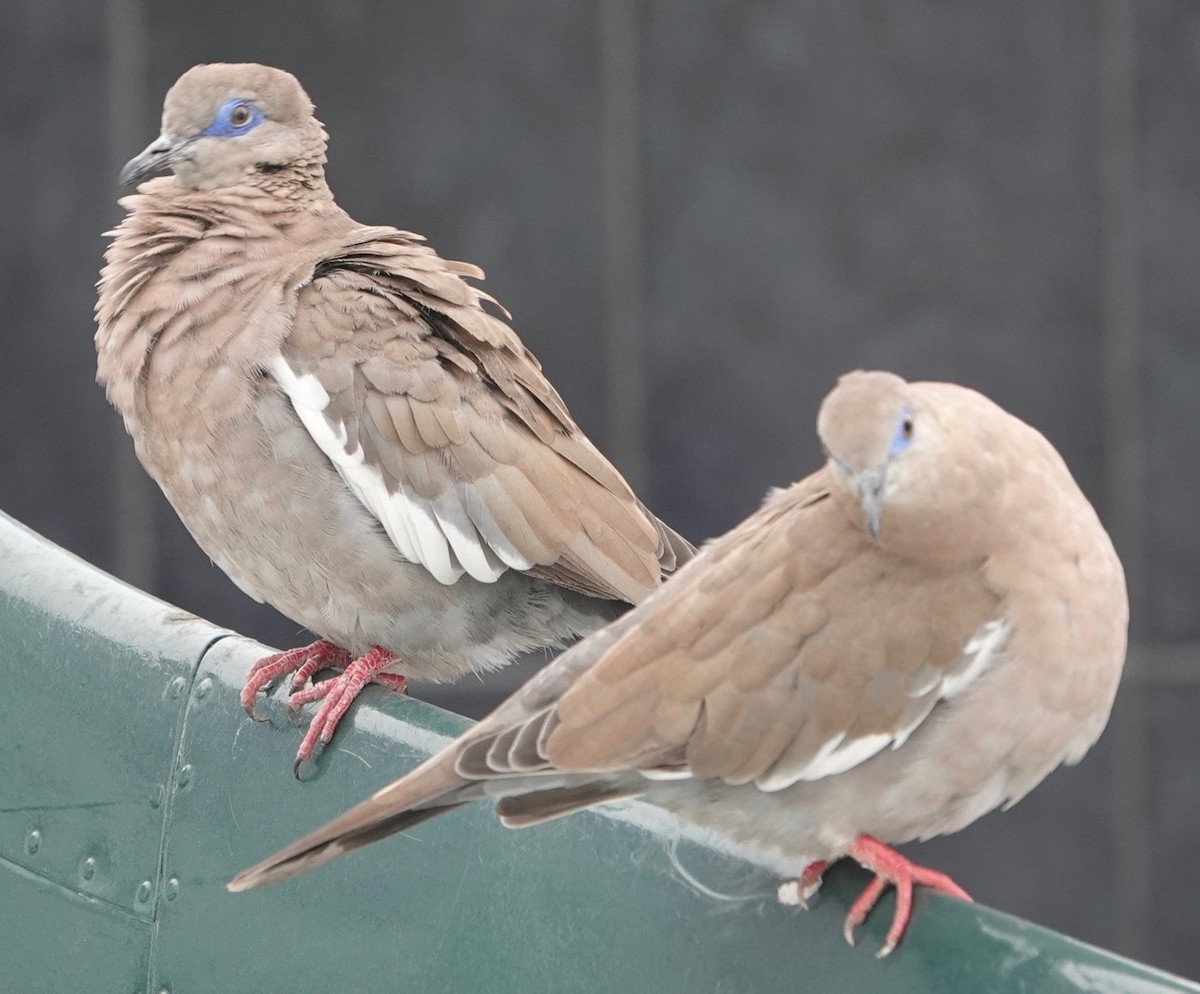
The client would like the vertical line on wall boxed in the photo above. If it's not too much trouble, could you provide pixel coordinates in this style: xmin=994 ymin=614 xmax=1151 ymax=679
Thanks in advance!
xmin=1098 ymin=0 xmax=1150 ymax=959
xmin=598 ymin=0 xmax=648 ymax=489
xmin=104 ymin=0 xmax=158 ymax=593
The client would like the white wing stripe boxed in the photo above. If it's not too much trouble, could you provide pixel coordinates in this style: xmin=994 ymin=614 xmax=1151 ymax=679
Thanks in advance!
xmin=943 ymin=617 xmax=1009 ymax=699
xmin=757 ymin=731 xmax=893 ymax=791
xmin=458 ymin=484 xmax=539 ymax=571
xmin=755 ymin=616 xmax=1011 ymax=792
xmin=269 ymin=356 xmax=526 ymax=585
xmin=432 ymin=491 xmax=507 ymax=582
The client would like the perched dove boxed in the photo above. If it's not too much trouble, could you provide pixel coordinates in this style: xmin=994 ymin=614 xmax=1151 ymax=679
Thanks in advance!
xmin=229 ymin=370 xmax=1128 ymax=956
xmin=95 ymin=63 xmax=692 ymax=773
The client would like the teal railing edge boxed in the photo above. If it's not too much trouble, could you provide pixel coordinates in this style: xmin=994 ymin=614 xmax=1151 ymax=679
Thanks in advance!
xmin=1 ymin=507 xmax=1196 ymax=994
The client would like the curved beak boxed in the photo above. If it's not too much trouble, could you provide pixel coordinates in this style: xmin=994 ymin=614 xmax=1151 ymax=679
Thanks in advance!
xmin=118 ymin=133 xmax=186 ymax=189
xmin=853 ymin=466 xmax=887 ymax=540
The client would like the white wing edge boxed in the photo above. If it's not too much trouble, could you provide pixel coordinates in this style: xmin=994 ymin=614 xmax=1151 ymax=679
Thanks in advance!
xmin=752 ymin=616 xmax=1013 ymax=792
xmin=268 ymin=356 xmax=532 ymax=585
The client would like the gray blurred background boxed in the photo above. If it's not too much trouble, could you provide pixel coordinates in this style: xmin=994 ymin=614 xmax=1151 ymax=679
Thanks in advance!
xmin=2 ymin=0 xmax=1198 ymax=979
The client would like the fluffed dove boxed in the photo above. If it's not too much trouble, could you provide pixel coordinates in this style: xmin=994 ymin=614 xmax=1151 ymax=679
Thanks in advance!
xmin=228 ymin=370 xmax=1128 ymax=956
xmin=95 ymin=63 xmax=692 ymax=773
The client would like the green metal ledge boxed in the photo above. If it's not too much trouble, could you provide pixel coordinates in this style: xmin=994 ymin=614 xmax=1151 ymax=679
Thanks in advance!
xmin=0 ymin=508 xmax=1195 ymax=994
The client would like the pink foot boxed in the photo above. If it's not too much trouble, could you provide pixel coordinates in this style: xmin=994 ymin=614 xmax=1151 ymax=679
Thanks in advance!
xmin=288 ymin=649 xmax=405 ymax=695
xmin=240 ymin=639 xmax=350 ymax=720
xmin=288 ymin=646 xmax=406 ymax=777
xmin=842 ymin=834 xmax=972 ymax=957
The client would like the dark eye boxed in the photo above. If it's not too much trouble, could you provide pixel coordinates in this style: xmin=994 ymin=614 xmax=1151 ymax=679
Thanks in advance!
xmin=901 ymin=416 xmax=914 ymax=440
xmin=229 ymin=103 xmax=252 ymax=127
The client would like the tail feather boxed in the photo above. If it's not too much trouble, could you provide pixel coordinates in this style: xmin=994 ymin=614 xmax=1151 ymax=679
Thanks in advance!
xmin=495 ymin=781 xmax=641 ymax=828
xmin=227 ymin=541 xmax=686 ymax=893
xmin=227 ymin=756 xmax=466 ymax=892
xmin=644 ymin=506 xmax=697 ymax=575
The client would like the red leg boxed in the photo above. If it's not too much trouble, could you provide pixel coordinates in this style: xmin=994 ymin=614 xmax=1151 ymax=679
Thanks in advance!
xmin=799 ymin=859 xmax=829 ymax=903
xmin=843 ymin=834 xmax=972 ymax=957
xmin=372 ymin=672 xmax=409 ymax=693
xmin=287 ymin=666 xmax=409 ymax=708
xmin=290 ymin=652 xmax=406 ymax=695
xmin=290 ymin=653 xmax=332 ymax=689
xmin=240 ymin=639 xmax=350 ymax=719
xmin=290 ymin=646 xmax=405 ymax=776
xmin=842 ymin=874 xmax=890 ymax=946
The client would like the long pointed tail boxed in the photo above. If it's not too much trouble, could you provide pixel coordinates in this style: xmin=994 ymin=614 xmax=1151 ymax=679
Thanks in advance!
xmin=227 ymin=755 xmax=467 ymax=892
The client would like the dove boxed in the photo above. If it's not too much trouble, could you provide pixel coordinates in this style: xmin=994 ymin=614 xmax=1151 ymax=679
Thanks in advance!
xmin=227 ymin=370 xmax=1128 ymax=956
xmin=95 ymin=63 xmax=692 ymax=773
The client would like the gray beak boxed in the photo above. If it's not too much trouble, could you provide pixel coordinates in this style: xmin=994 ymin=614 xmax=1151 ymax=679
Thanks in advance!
xmin=119 ymin=133 xmax=184 ymax=189
xmin=854 ymin=467 xmax=887 ymax=540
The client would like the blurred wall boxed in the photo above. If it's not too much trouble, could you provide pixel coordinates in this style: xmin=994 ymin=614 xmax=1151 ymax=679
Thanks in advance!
xmin=1 ymin=0 xmax=1197 ymax=978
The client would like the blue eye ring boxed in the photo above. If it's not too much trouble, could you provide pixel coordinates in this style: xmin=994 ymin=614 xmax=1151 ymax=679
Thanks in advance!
xmin=888 ymin=405 xmax=915 ymax=457
xmin=200 ymin=99 xmax=264 ymax=138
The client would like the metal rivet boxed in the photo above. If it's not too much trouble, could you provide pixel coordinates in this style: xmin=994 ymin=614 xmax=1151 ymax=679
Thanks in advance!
xmin=81 ymin=856 xmax=97 ymax=881
xmin=165 ymin=877 xmax=180 ymax=902
xmin=25 ymin=830 xmax=41 ymax=855
xmin=176 ymin=764 xmax=193 ymax=789
xmin=195 ymin=677 xmax=212 ymax=700
xmin=166 ymin=676 xmax=186 ymax=701
xmin=150 ymin=784 xmax=165 ymax=809
xmin=136 ymin=880 xmax=153 ymax=903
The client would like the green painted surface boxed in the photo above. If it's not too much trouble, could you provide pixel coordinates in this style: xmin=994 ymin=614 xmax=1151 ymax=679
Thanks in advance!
xmin=0 ymin=861 xmax=150 ymax=993
xmin=0 ymin=508 xmax=1196 ymax=993
xmin=0 ymin=512 xmax=225 ymax=922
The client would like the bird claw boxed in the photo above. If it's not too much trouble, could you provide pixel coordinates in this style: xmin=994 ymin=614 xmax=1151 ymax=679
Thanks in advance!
xmin=287 ymin=646 xmax=403 ymax=778
xmin=842 ymin=873 xmax=888 ymax=950
xmin=240 ymin=639 xmax=351 ymax=720
xmin=239 ymin=642 xmax=405 ymax=775
xmin=290 ymin=654 xmax=329 ymax=689
xmin=837 ymin=834 xmax=972 ymax=957
xmin=287 ymin=678 xmax=335 ymax=713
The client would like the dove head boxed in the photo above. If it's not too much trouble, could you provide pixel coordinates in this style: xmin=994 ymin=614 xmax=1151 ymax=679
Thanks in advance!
xmin=817 ymin=369 xmax=1000 ymax=553
xmin=119 ymin=63 xmax=330 ymax=195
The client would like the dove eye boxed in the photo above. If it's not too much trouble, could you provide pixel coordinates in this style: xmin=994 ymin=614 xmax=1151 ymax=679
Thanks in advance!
xmin=889 ymin=406 xmax=916 ymax=457
xmin=201 ymin=99 xmax=264 ymax=137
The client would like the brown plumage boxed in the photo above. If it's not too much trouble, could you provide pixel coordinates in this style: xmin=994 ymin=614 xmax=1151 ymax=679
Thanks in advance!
xmin=96 ymin=63 xmax=692 ymax=770
xmin=228 ymin=370 xmax=1128 ymax=956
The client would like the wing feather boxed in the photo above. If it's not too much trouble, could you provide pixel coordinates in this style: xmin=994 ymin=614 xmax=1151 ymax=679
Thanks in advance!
xmin=270 ymin=229 xmax=693 ymax=597
xmin=438 ymin=481 xmax=1010 ymax=793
